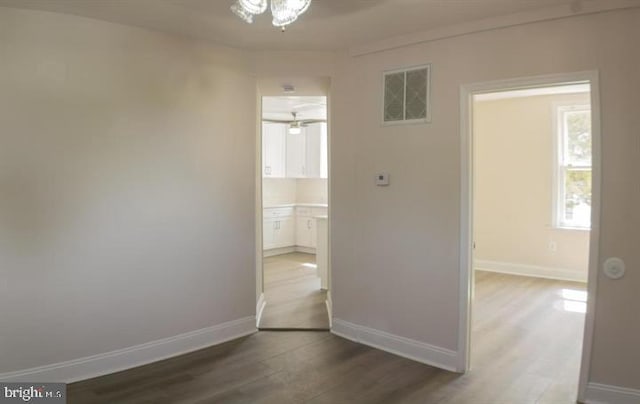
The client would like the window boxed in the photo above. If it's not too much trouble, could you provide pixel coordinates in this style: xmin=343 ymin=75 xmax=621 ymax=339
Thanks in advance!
xmin=554 ymin=104 xmax=592 ymax=229
xmin=383 ymin=65 xmax=431 ymax=124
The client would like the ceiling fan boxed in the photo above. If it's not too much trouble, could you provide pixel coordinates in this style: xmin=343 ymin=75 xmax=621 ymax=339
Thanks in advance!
xmin=263 ymin=112 xmax=326 ymax=134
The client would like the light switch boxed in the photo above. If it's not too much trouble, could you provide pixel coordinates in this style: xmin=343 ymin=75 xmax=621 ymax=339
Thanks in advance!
xmin=603 ymin=257 xmax=625 ymax=280
xmin=376 ymin=173 xmax=390 ymax=186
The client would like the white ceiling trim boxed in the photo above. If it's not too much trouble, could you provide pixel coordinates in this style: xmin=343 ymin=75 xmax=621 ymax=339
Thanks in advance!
xmin=474 ymin=84 xmax=590 ymax=101
xmin=350 ymin=0 xmax=640 ymax=57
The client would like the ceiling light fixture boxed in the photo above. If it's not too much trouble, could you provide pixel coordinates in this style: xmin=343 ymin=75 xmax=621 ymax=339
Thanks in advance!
xmin=230 ymin=0 xmax=311 ymax=30
xmin=288 ymin=112 xmax=303 ymax=134
xmin=289 ymin=126 xmax=302 ymax=135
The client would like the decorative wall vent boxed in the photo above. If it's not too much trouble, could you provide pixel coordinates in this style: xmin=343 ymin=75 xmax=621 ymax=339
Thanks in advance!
xmin=383 ymin=64 xmax=431 ymax=124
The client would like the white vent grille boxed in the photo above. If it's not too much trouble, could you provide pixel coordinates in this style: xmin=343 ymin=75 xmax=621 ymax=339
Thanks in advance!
xmin=383 ymin=64 xmax=431 ymax=124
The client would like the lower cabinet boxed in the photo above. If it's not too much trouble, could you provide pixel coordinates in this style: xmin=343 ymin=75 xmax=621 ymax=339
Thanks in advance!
xmin=295 ymin=207 xmax=326 ymax=248
xmin=296 ymin=216 xmax=315 ymax=248
xmin=263 ymin=216 xmax=295 ymax=250
xmin=263 ymin=206 xmax=327 ymax=252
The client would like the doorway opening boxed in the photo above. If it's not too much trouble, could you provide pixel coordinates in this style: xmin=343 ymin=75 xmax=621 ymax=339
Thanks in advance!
xmin=460 ymin=73 xmax=601 ymax=403
xmin=258 ymin=95 xmax=330 ymax=331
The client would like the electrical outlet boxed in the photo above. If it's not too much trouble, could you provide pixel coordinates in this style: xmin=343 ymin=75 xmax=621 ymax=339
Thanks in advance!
xmin=548 ymin=240 xmax=557 ymax=252
xmin=376 ymin=172 xmax=390 ymax=186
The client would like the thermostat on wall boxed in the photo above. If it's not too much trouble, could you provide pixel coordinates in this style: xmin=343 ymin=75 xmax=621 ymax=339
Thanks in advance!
xmin=376 ymin=172 xmax=390 ymax=186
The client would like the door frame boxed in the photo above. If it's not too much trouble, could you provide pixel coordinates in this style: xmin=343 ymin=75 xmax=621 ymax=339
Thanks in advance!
xmin=255 ymin=78 xmax=332 ymax=329
xmin=458 ymin=71 xmax=601 ymax=403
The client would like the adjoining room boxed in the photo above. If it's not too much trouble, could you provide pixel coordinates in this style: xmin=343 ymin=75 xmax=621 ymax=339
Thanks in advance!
xmin=470 ymin=83 xmax=592 ymax=402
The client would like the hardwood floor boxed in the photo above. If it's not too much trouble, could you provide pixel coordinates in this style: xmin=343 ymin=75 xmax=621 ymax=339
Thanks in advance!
xmin=68 ymin=271 xmax=586 ymax=403
xmin=259 ymin=252 xmax=329 ymax=330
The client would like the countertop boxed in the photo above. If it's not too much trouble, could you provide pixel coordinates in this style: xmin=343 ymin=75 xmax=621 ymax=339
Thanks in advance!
xmin=263 ymin=203 xmax=328 ymax=209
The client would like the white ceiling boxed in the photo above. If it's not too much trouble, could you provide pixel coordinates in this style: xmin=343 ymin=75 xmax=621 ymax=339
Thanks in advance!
xmin=263 ymin=96 xmax=327 ymax=120
xmin=0 ymin=0 xmax=600 ymax=51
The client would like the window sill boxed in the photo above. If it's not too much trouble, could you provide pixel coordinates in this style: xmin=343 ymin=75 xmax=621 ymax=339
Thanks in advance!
xmin=382 ymin=118 xmax=430 ymax=127
xmin=553 ymin=226 xmax=591 ymax=232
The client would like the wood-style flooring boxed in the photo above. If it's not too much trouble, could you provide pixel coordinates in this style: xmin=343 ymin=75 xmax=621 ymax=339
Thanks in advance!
xmin=68 ymin=271 xmax=586 ymax=403
xmin=259 ymin=253 xmax=329 ymax=330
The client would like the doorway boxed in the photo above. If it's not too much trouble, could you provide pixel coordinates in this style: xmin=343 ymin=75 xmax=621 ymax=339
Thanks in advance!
xmin=258 ymin=95 xmax=330 ymax=330
xmin=459 ymin=72 xmax=601 ymax=403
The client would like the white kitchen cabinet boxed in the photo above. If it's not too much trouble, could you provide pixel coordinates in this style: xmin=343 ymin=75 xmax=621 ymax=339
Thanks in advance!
xmin=263 ymin=218 xmax=276 ymax=249
xmin=296 ymin=216 xmax=315 ymax=248
xmin=316 ymin=216 xmax=328 ymax=290
xmin=286 ymin=131 xmax=306 ymax=178
xmin=304 ymin=123 xmax=328 ymax=179
xmin=263 ymin=122 xmax=326 ymax=179
xmin=277 ymin=216 xmax=295 ymax=247
xmin=295 ymin=207 xmax=313 ymax=248
xmin=263 ymin=217 xmax=295 ymax=249
xmin=295 ymin=206 xmax=327 ymax=248
xmin=263 ymin=207 xmax=295 ymax=250
xmin=262 ymin=122 xmax=286 ymax=178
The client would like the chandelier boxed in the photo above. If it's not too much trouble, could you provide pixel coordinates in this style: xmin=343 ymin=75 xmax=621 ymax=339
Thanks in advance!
xmin=231 ymin=0 xmax=311 ymax=30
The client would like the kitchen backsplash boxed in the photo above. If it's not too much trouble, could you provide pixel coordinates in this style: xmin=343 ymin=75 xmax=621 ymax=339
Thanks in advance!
xmin=296 ymin=178 xmax=328 ymax=204
xmin=263 ymin=178 xmax=296 ymax=205
xmin=263 ymin=178 xmax=327 ymax=206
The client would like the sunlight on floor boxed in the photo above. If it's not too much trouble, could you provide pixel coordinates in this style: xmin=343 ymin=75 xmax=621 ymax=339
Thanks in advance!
xmin=562 ymin=289 xmax=587 ymax=302
xmin=558 ymin=288 xmax=587 ymax=313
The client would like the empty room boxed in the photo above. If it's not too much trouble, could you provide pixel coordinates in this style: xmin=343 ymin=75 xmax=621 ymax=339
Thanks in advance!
xmin=470 ymin=84 xmax=593 ymax=402
xmin=0 ymin=1 xmax=638 ymax=403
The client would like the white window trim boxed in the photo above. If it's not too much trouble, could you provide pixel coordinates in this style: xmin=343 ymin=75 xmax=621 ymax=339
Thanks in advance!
xmin=552 ymin=103 xmax=592 ymax=230
xmin=381 ymin=64 xmax=432 ymax=126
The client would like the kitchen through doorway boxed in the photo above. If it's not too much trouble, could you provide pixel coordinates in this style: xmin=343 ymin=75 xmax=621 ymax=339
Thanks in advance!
xmin=258 ymin=95 xmax=330 ymax=330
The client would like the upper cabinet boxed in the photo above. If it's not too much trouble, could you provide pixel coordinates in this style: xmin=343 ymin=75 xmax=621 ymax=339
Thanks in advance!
xmin=263 ymin=122 xmax=327 ymax=179
xmin=262 ymin=122 xmax=286 ymax=178
xmin=286 ymin=131 xmax=306 ymax=178
xmin=304 ymin=122 xmax=328 ymax=179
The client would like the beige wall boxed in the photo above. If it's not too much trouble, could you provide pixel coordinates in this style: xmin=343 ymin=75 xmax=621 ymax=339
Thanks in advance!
xmin=331 ymin=9 xmax=640 ymax=389
xmin=262 ymin=179 xmax=327 ymax=206
xmin=2 ymin=4 xmax=639 ymax=395
xmin=296 ymin=179 xmax=328 ymax=204
xmin=262 ymin=178 xmax=297 ymax=206
xmin=474 ymin=94 xmax=591 ymax=278
xmin=0 ymin=8 xmax=256 ymax=373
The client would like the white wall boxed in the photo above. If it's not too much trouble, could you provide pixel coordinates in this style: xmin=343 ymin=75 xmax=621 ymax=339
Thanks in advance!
xmin=331 ymin=8 xmax=640 ymax=390
xmin=0 ymin=8 xmax=256 ymax=375
xmin=474 ymin=93 xmax=591 ymax=280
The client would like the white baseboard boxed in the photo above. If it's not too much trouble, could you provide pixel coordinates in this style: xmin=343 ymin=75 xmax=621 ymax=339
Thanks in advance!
xmin=295 ymin=246 xmax=316 ymax=254
xmin=331 ymin=319 xmax=459 ymax=373
xmin=0 ymin=317 xmax=256 ymax=383
xmin=474 ymin=259 xmax=587 ymax=283
xmin=263 ymin=246 xmax=316 ymax=257
xmin=583 ymin=382 xmax=640 ymax=404
xmin=325 ymin=291 xmax=332 ymax=328
xmin=256 ymin=293 xmax=266 ymax=326
xmin=263 ymin=246 xmax=296 ymax=257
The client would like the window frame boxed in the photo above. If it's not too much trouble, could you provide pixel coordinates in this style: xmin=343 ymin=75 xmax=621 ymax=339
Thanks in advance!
xmin=382 ymin=64 xmax=432 ymax=126
xmin=552 ymin=103 xmax=592 ymax=230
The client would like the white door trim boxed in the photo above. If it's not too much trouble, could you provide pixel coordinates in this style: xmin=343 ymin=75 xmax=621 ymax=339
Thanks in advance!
xmin=458 ymin=71 xmax=601 ymax=403
xmin=256 ymin=81 xmax=333 ymax=329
